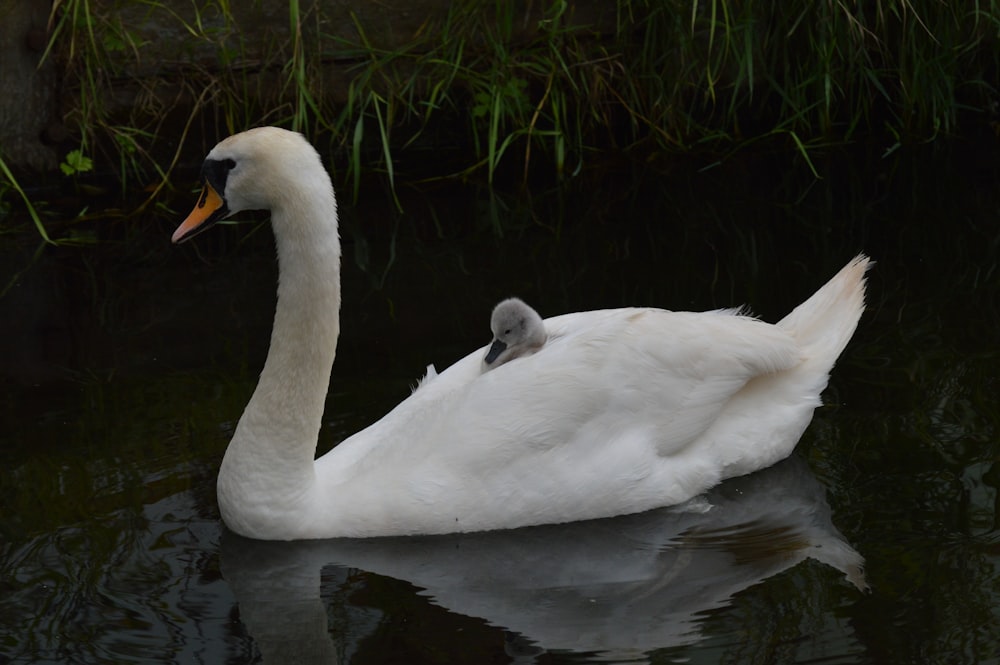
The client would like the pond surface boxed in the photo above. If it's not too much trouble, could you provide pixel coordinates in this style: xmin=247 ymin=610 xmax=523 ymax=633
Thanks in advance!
xmin=1 ymin=141 xmax=999 ymax=664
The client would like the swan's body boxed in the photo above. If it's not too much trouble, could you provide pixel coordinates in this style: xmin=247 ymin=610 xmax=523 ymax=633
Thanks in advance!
xmin=483 ymin=297 xmax=547 ymax=370
xmin=173 ymin=127 xmax=870 ymax=541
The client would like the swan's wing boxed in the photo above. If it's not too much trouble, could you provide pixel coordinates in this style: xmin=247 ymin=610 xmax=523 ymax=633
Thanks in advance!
xmin=603 ymin=309 xmax=801 ymax=456
xmin=321 ymin=307 xmax=804 ymax=531
xmin=413 ymin=308 xmax=801 ymax=461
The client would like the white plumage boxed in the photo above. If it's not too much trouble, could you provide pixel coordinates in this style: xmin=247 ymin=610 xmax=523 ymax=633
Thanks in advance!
xmin=173 ymin=127 xmax=871 ymax=540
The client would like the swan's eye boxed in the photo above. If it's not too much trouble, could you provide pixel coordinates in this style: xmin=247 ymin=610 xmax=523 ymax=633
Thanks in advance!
xmin=199 ymin=157 xmax=240 ymax=204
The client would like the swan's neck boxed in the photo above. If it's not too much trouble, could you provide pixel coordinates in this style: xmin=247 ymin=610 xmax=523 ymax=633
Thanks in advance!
xmin=219 ymin=185 xmax=341 ymax=531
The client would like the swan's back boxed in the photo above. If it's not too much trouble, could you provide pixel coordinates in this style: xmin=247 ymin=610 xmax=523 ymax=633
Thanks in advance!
xmin=322 ymin=305 xmax=821 ymax=534
xmin=321 ymin=258 xmax=870 ymax=536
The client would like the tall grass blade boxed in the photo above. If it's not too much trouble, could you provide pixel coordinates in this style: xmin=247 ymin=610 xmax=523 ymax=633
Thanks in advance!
xmin=0 ymin=154 xmax=54 ymax=245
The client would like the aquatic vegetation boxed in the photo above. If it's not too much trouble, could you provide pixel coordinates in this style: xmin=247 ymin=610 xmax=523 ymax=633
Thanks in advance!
xmin=0 ymin=154 xmax=53 ymax=245
xmin=42 ymin=0 xmax=1000 ymax=177
xmin=1 ymin=0 xmax=997 ymax=243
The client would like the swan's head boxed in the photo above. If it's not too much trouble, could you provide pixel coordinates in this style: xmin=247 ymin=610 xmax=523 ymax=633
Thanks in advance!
xmin=172 ymin=127 xmax=334 ymax=244
xmin=483 ymin=297 xmax=547 ymax=369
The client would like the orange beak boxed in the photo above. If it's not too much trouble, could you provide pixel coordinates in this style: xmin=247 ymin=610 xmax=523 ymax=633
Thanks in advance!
xmin=172 ymin=183 xmax=227 ymax=244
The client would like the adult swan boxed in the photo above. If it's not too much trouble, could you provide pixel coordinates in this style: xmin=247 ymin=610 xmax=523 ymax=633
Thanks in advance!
xmin=173 ymin=127 xmax=870 ymax=540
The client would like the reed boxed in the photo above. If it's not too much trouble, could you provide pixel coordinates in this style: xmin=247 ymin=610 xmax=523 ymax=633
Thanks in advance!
xmin=0 ymin=153 xmax=53 ymax=245
xmin=1 ymin=0 xmax=996 ymax=242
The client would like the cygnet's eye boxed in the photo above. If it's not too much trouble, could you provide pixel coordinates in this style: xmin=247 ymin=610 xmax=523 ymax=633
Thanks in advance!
xmin=223 ymin=158 xmax=237 ymax=171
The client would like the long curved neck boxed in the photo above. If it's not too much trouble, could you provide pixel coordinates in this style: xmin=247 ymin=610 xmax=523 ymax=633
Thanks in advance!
xmin=222 ymin=183 xmax=341 ymax=514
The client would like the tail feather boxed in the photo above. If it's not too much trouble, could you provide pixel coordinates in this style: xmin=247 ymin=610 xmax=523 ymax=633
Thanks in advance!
xmin=777 ymin=255 xmax=872 ymax=368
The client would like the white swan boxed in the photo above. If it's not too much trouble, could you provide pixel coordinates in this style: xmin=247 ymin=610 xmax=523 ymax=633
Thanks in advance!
xmin=483 ymin=297 xmax=548 ymax=370
xmin=172 ymin=127 xmax=871 ymax=541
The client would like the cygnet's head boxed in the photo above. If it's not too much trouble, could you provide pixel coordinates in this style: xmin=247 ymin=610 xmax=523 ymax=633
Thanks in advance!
xmin=483 ymin=297 xmax=547 ymax=370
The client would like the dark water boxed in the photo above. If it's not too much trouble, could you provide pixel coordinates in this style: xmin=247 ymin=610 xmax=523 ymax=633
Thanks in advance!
xmin=1 ymin=141 xmax=998 ymax=663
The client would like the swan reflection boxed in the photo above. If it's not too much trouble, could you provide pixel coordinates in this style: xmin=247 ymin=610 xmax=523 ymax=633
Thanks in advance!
xmin=220 ymin=456 xmax=865 ymax=663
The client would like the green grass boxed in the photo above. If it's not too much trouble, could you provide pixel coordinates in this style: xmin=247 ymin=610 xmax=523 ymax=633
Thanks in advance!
xmin=0 ymin=153 xmax=54 ymax=245
xmin=42 ymin=0 xmax=1000 ymax=175
xmin=2 ymin=0 xmax=997 ymax=243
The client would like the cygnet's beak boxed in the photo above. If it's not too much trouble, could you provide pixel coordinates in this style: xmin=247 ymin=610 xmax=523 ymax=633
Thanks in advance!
xmin=484 ymin=339 xmax=507 ymax=365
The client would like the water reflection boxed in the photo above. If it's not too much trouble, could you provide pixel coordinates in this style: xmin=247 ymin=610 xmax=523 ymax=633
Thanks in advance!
xmin=221 ymin=456 xmax=866 ymax=664
xmin=1 ymin=140 xmax=998 ymax=663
